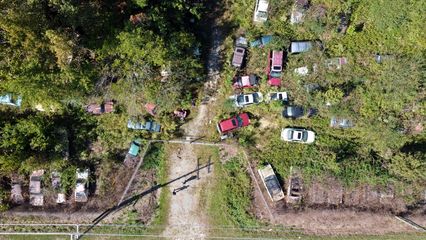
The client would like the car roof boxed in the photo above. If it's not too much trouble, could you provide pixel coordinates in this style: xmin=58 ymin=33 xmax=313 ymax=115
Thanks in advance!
xmin=272 ymin=50 xmax=283 ymax=64
xmin=291 ymin=41 xmax=313 ymax=53
xmin=287 ymin=105 xmax=303 ymax=114
xmin=258 ymin=0 xmax=269 ymax=11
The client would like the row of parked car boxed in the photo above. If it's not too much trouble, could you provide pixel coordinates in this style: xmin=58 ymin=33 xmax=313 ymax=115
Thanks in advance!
xmin=10 ymin=169 xmax=90 ymax=206
xmin=219 ymin=26 xmax=354 ymax=141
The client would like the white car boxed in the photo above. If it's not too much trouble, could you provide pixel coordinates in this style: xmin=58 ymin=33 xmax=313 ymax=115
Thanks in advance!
xmin=281 ymin=128 xmax=315 ymax=144
xmin=233 ymin=92 xmax=263 ymax=107
xmin=267 ymin=92 xmax=288 ymax=103
xmin=253 ymin=0 xmax=269 ymax=23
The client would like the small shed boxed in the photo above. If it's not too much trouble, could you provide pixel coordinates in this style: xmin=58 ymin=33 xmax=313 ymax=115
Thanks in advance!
xmin=11 ymin=182 xmax=24 ymax=204
xmin=74 ymin=169 xmax=89 ymax=203
xmin=29 ymin=170 xmax=44 ymax=206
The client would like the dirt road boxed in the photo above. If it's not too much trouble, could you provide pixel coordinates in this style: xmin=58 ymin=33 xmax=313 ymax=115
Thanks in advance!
xmin=161 ymin=107 xmax=211 ymax=239
xmin=161 ymin=10 xmax=223 ymax=239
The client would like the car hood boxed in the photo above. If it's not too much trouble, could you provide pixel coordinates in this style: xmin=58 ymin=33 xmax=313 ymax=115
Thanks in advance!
xmin=219 ymin=118 xmax=236 ymax=132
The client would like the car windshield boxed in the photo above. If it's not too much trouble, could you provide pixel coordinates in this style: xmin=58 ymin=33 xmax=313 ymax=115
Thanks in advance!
xmin=237 ymin=95 xmax=244 ymax=103
xmin=287 ymin=107 xmax=294 ymax=116
xmin=231 ymin=119 xmax=237 ymax=127
xmin=236 ymin=116 xmax=243 ymax=127
xmin=288 ymin=131 xmax=294 ymax=140
xmin=272 ymin=66 xmax=282 ymax=71
xmin=297 ymin=132 xmax=303 ymax=140
xmin=302 ymin=131 xmax=308 ymax=141
xmin=236 ymin=48 xmax=244 ymax=53
xmin=257 ymin=11 xmax=268 ymax=18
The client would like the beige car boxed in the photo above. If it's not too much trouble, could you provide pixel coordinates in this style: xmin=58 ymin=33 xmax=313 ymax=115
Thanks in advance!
xmin=258 ymin=164 xmax=285 ymax=202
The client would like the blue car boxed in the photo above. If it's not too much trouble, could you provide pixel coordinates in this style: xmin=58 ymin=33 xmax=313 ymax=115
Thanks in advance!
xmin=250 ymin=35 xmax=273 ymax=48
xmin=127 ymin=119 xmax=161 ymax=132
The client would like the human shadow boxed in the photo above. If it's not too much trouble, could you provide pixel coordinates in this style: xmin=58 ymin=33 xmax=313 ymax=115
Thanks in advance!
xmin=172 ymin=185 xmax=189 ymax=195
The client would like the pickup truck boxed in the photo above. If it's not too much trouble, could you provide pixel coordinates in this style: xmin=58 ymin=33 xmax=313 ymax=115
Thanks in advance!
xmin=217 ymin=113 xmax=250 ymax=134
xmin=267 ymin=50 xmax=284 ymax=86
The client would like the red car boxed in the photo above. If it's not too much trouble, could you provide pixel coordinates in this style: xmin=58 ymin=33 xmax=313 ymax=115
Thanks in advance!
xmin=217 ymin=113 xmax=250 ymax=134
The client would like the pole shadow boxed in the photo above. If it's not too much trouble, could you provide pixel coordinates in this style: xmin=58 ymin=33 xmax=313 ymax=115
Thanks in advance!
xmin=77 ymin=161 xmax=214 ymax=240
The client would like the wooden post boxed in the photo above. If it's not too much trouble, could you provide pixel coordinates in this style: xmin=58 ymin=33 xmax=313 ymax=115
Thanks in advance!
xmin=197 ymin=157 xmax=200 ymax=180
xmin=207 ymin=157 xmax=211 ymax=173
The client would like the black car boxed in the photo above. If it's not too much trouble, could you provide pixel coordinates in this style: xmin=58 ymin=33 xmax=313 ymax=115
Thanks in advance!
xmin=283 ymin=105 xmax=317 ymax=119
xmin=283 ymin=105 xmax=304 ymax=119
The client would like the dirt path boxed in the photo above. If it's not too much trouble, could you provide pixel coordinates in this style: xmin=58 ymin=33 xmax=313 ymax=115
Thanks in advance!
xmin=161 ymin=10 xmax=223 ymax=240
xmin=161 ymin=111 xmax=211 ymax=239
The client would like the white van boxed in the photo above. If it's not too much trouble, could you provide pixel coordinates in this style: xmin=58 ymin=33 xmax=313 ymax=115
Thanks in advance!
xmin=253 ymin=0 xmax=269 ymax=23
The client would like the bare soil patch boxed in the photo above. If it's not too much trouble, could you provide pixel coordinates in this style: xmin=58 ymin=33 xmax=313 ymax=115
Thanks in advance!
xmin=274 ymin=209 xmax=416 ymax=235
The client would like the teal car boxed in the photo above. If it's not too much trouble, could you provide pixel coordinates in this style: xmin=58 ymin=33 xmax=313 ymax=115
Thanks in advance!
xmin=128 ymin=139 xmax=142 ymax=156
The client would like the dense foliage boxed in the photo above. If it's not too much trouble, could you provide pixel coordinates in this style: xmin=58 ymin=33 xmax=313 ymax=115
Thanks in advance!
xmin=0 ymin=0 xmax=206 ymax=208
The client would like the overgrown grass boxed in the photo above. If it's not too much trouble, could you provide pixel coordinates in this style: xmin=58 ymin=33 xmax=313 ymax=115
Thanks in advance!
xmin=205 ymin=155 xmax=257 ymax=228
xmin=147 ymin=143 xmax=170 ymax=232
